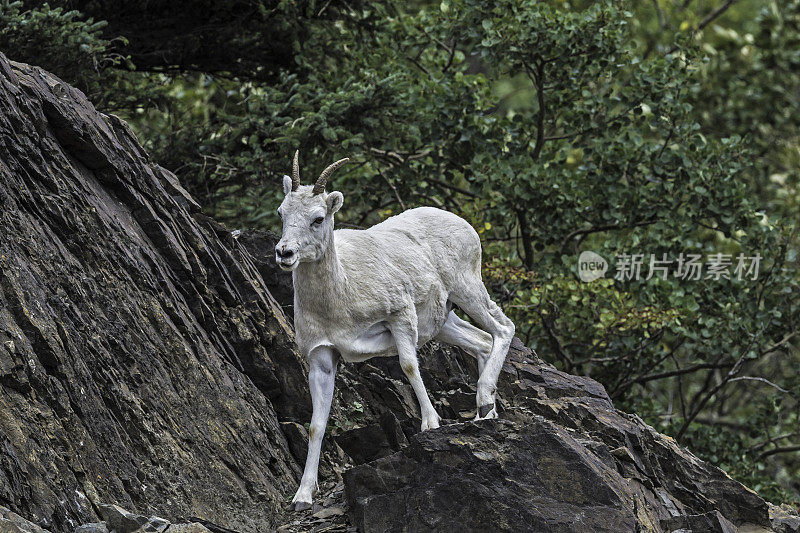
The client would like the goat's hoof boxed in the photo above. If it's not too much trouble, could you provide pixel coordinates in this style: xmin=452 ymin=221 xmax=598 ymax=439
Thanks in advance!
xmin=292 ymin=500 xmax=312 ymax=512
xmin=475 ymin=404 xmax=498 ymax=420
xmin=421 ymin=417 xmax=441 ymax=431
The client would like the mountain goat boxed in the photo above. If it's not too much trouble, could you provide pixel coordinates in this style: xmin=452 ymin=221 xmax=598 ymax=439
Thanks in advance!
xmin=276 ymin=151 xmax=515 ymax=510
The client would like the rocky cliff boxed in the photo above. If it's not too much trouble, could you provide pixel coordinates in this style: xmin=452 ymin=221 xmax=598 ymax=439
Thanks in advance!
xmin=0 ymin=53 xmax=797 ymax=533
xmin=0 ymin=52 xmax=309 ymax=532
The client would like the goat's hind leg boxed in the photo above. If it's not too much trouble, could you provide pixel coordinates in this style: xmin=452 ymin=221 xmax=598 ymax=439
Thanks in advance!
xmin=435 ymin=310 xmax=493 ymax=376
xmin=449 ymin=279 xmax=515 ymax=420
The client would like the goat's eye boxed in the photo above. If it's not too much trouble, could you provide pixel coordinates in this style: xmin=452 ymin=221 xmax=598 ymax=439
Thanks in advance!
xmin=312 ymin=216 xmax=324 ymax=227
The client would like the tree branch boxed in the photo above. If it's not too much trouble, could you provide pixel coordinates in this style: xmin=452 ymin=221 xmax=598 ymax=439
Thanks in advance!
xmin=652 ymin=0 xmax=666 ymax=29
xmin=727 ymin=376 xmax=789 ymax=394
xmin=759 ymin=445 xmax=800 ymax=460
xmin=523 ymin=61 xmax=546 ymax=161
xmin=441 ymin=40 xmax=457 ymax=73
xmin=377 ymin=166 xmax=406 ymax=211
xmin=633 ymin=362 xmax=730 ymax=385
xmin=539 ymin=305 xmax=574 ymax=371
xmin=406 ymin=54 xmax=433 ymax=79
xmin=517 ymin=208 xmax=535 ymax=270
xmin=667 ymin=0 xmax=739 ymax=54
xmin=698 ymin=0 xmax=738 ymax=32
xmin=560 ymin=219 xmax=657 ymax=255
xmin=676 ymin=321 xmax=771 ymax=441
xmin=751 ymin=432 xmax=800 ymax=453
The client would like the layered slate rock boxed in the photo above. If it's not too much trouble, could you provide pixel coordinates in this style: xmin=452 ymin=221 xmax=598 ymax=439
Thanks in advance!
xmin=346 ymin=419 xmax=639 ymax=532
xmin=1 ymin=505 xmax=50 ymax=533
xmin=340 ymin=342 xmax=773 ymax=533
xmin=0 ymin=53 xmax=308 ymax=532
xmin=772 ymin=504 xmax=800 ymax=533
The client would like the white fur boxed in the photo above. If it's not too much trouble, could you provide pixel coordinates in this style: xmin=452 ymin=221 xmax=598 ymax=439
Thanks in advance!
xmin=276 ymin=183 xmax=515 ymax=510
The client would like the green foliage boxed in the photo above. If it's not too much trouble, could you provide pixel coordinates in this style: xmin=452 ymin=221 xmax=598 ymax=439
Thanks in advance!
xmin=691 ymin=0 xmax=800 ymax=219
xmin=667 ymin=391 xmax=799 ymax=504
xmin=329 ymin=400 xmax=366 ymax=435
xmin=0 ymin=1 xmax=125 ymax=97
xmin=2 ymin=0 xmax=799 ymax=505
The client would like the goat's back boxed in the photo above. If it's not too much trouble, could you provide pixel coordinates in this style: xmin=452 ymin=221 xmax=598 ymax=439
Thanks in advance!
xmin=335 ymin=207 xmax=482 ymax=283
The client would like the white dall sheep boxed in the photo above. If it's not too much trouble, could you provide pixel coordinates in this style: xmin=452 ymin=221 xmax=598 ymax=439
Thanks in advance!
xmin=276 ymin=151 xmax=515 ymax=510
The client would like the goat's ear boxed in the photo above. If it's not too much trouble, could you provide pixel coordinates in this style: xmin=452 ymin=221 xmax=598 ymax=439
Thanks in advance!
xmin=327 ymin=191 xmax=344 ymax=215
xmin=282 ymin=175 xmax=293 ymax=195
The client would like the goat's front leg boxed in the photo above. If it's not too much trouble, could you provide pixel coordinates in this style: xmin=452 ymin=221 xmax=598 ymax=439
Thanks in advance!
xmin=390 ymin=316 xmax=441 ymax=431
xmin=292 ymin=346 xmax=338 ymax=511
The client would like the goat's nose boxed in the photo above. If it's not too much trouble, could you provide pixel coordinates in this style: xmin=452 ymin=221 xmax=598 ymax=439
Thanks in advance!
xmin=275 ymin=245 xmax=295 ymax=259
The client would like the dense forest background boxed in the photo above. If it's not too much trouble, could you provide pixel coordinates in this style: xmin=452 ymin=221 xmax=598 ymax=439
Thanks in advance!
xmin=1 ymin=0 xmax=798 ymax=505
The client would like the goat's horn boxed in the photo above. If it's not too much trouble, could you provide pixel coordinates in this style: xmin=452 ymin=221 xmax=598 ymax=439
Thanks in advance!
xmin=312 ymin=158 xmax=350 ymax=195
xmin=291 ymin=150 xmax=300 ymax=191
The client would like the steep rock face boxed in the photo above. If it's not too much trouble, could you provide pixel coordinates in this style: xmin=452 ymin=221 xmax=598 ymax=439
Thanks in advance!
xmin=0 ymin=53 xmax=308 ymax=532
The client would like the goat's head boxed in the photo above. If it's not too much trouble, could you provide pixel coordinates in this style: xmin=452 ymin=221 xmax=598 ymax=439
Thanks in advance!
xmin=275 ymin=151 xmax=349 ymax=271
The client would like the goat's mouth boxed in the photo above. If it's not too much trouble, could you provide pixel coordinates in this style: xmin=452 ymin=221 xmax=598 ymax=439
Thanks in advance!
xmin=277 ymin=257 xmax=298 ymax=271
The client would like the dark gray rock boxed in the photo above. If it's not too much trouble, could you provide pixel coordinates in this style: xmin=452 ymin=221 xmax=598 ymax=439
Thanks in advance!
xmin=274 ymin=481 xmax=351 ymax=533
xmin=0 ymin=506 xmax=50 ymax=533
xmin=334 ymin=412 xmax=408 ymax=465
xmin=97 ymin=505 xmax=149 ymax=533
xmin=0 ymin=52 xmax=307 ymax=532
xmin=771 ymin=503 xmax=800 ymax=533
xmin=661 ymin=511 xmax=737 ymax=533
xmin=346 ymin=419 xmax=640 ymax=533
xmin=341 ymin=340 xmax=772 ymax=532
xmin=280 ymin=422 xmax=310 ymax=465
xmin=234 ymin=229 xmax=294 ymax=318
xmin=161 ymin=524 xmax=212 ymax=533
xmin=97 ymin=505 xmax=170 ymax=533
xmin=73 ymin=524 xmax=108 ymax=533
xmin=69 ymin=503 xmax=245 ymax=533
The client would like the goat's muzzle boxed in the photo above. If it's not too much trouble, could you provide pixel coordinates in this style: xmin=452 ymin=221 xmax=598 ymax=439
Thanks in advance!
xmin=275 ymin=244 xmax=298 ymax=271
